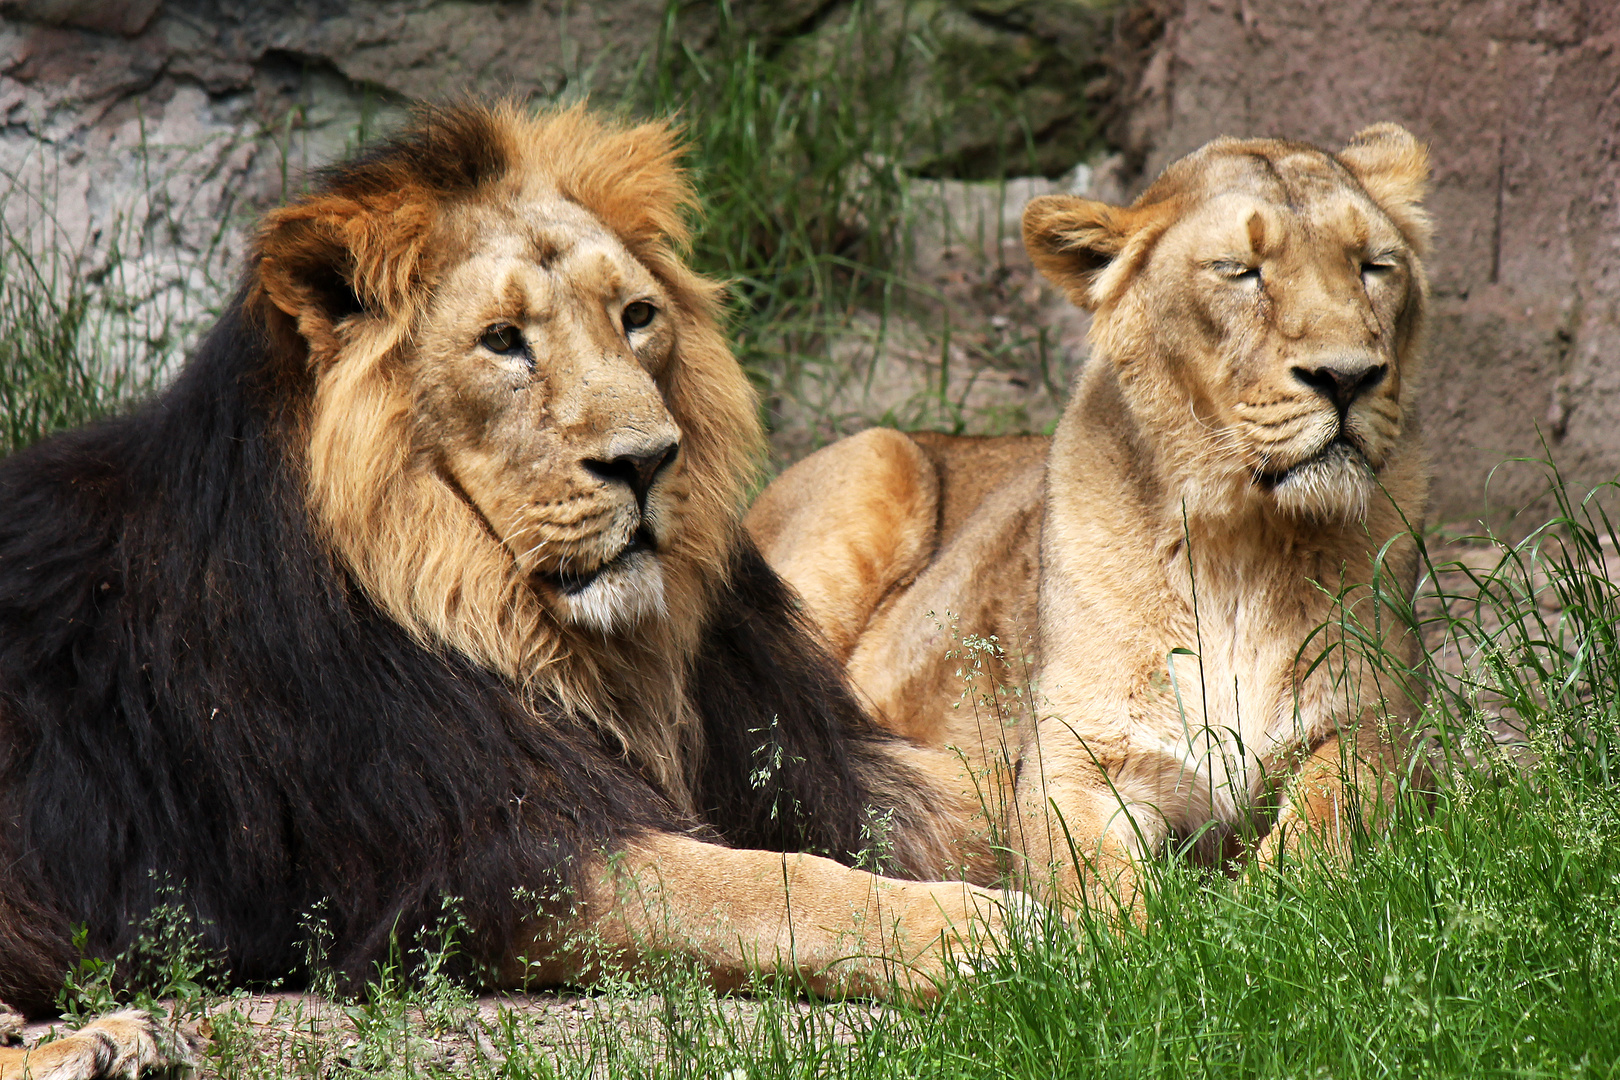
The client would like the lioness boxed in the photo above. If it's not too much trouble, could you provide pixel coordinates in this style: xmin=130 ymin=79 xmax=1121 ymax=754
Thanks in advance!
xmin=0 ymin=103 xmax=1010 ymax=1079
xmin=750 ymin=124 xmax=1432 ymax=912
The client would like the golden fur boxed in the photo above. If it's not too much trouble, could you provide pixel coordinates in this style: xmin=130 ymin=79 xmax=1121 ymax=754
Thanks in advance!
xmin=750 ymin=124 xmax=1433 ymax=911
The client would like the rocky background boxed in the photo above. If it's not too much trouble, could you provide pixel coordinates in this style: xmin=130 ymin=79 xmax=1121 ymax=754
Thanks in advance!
xmin=2 ymin=0 xmax=1616 ymax=527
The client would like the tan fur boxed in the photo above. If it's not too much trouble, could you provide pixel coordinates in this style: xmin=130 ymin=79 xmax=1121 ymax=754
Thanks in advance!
xmin=751 ymin=125 xmax=1433 ymax=913
xmin=517 ymin=836 xmax=1020 ymax=1001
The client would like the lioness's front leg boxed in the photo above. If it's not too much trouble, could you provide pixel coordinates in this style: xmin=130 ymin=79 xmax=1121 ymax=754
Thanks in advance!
xmin=520 ymin=833 xmax=1015 ymax=1004
xmin=1250 ymin=721 xmax=1406 ymax=872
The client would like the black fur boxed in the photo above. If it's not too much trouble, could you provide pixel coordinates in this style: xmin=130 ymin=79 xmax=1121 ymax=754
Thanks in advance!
xmin=691 ymin=545 xmax=945 ymax=870
xmin=0 ymin=295 xmax=938 ymax=1017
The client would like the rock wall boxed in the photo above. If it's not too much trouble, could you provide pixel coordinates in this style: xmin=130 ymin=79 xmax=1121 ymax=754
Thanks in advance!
xmin=1112 ymin=0 xmax=1620 ymax=527
xmin=0 ymin=0 xmax=1118 ymax=436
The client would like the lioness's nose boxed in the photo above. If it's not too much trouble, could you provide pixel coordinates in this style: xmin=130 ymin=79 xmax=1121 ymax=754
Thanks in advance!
xmin=584 ymin=438 xmax=680 ymax=507
xmin=1291 ymin=358 xmax=1388 ymax=412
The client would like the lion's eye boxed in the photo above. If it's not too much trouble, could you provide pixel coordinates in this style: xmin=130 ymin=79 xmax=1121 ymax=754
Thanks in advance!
xmin=1360 ymin=260 xmax=1397 ymax=277
xmin=479 ymin=324 xmax=525 ymax=355
xmin=622 ymin=301 xmax=657 ymax=333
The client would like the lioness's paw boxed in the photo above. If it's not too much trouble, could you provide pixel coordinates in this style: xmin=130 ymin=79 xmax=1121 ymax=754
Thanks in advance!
xmin=19 ymin=1010 xmax=198 ymax=1080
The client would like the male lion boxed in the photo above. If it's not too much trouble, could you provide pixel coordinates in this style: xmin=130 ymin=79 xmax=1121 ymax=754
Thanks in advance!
xmin=750 ymin=124 xmax=1432 ymax=914
xmin=0 ymin=104 xmax=1008 ymax=1078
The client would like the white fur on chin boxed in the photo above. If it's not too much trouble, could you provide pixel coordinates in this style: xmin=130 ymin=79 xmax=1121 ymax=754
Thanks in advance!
xmin=558 ymin=552 xmax=668 ymax=634
xmin=1270 ymin=451 xmax=1373 ymax=522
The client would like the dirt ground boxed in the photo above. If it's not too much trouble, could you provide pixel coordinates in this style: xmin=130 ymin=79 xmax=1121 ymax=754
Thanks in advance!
xmin=9 ymin=989 xmax=885 ymax=1076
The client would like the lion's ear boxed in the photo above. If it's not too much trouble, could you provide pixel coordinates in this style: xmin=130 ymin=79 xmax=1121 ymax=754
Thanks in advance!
xmin=254 ymin=192 xmax=434 ymax=358
xmin=1022 ymin=195 xmax=1140 ymax=312
xmin=1338 ymin=123 xmax=1432 ymax=255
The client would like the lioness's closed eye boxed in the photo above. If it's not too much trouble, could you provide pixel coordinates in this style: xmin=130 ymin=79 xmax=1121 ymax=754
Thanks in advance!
xmin=750 ymin=123 xmax=1432 ymax=916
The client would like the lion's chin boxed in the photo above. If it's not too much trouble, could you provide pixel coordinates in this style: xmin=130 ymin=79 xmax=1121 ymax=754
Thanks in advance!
xmin=1261 ymin=441 xmax=1374 ymax=522
xmin=551 ymin=550 xmax=668 ymax=635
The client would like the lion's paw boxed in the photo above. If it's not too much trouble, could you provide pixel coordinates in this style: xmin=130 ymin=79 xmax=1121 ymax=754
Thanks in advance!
xmin=0 ymin=1003 xmax=22 ymax=1046
xmin=16 ymin=1010 xmax=198 ymax=1080
xmin=870 ymin=883 xmax=1041 ymax=1000
xmin=948 ymin=888 xmax=1044 ymax=976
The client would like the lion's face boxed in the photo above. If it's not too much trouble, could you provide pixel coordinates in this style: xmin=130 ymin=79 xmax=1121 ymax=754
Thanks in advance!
xmin=414 ymin=196 xmax=689 ymax=633
xmin=251 ymin=105 xmax=760 ymax=721
xmin=1025 ymin=125 xmax=1431 ymax=521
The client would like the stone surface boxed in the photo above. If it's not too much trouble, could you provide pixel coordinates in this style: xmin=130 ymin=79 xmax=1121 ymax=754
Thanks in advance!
xmin=1111 ymin=0 xmax=1620 ymax=527
xmin=763 ymin=169 xmax=1095 ymax=460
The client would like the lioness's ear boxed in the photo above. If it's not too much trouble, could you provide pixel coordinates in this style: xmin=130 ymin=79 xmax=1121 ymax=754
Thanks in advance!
xmin=1338 ymin=123 xmax=1432 ymax=255
xmin=254 ymin=192 xmax=435 ymax=360
xmin=1022 ymin=195 xmax=1132 ymax=312
xmin=1023 ymin=194 xmax=1178 ymax=312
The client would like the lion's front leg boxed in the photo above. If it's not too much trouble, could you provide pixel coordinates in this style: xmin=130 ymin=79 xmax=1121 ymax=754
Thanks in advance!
xmin=1249 ymin=721 xmax=1406 ymax=872
xmin=1010 ymin=723 xmax=1169 ymax=926
xmin=0 ymin=1009 xmax=197 ymax=1080
xmin=518 ymin=833 xmax=1018 ymax=1005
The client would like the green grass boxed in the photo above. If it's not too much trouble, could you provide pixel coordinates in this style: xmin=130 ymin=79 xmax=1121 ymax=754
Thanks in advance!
xmin=0 ymin=136 xmax=231 ymax=456
xmin=0 ymin=223 xmax=166 ymax=455
xmin=641 ymin=0 xmax=923 ymax=360
xmin=183 ymin=729 xmax=1620 ymax=1077
xmin=632 ymin=0 xmax=1078 ymax=451
xmin=947 ymin=770 xmax=1620 ymax=1078
xmin=634 ymin=0 xmax=944 ymax=447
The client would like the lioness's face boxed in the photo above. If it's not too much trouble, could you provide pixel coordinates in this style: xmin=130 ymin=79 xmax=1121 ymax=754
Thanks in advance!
xmin=413 ymin=196 xmax=687 ymax=633
xmin=1025 ymin=126 xmax=1430 ymax=521
xmin=1141 ymin=153 xmax=1421 ymax=518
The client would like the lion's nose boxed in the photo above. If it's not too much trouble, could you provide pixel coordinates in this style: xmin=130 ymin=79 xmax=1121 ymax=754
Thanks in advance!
xmin=1291 ymin=357 xmax=1388 ymax=412
xmin=584 ymin=438 xmax=680 ymax=508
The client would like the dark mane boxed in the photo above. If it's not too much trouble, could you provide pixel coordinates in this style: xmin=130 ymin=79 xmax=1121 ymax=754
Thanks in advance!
xmin=691 ymin=545 xmax=953 ymax=871
xmin=0 ymin=299 xmax=673 ymax=1011
xmin=0 ymin=294 xmax=943 ymax=1016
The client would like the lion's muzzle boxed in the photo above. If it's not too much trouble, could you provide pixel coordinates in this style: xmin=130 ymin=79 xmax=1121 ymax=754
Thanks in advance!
xmin=582 ymin=438 xmax=680 ymax=513
xmin=546 ymin=525 xmax=659 ymax=595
